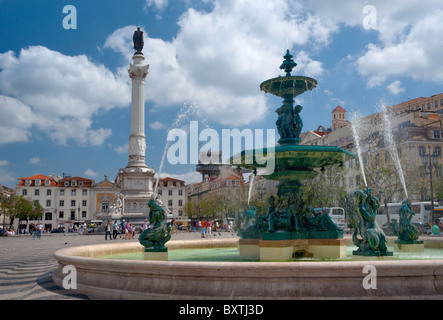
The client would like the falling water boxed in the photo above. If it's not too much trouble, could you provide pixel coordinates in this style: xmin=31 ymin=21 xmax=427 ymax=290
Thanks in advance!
xmin=350 ymin=111 xmax=368 ymax=187
xmin=153 ymin=102 xmax=210 ymax=197
xmin=247 ymin=173 xmax=255 ymax=206
xmin=381 ymin=105 xmax=408 ymax=198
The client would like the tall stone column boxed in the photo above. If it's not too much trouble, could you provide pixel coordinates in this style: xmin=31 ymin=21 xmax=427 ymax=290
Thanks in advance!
xmin=127 ymin=54 xmax=150 ymax=169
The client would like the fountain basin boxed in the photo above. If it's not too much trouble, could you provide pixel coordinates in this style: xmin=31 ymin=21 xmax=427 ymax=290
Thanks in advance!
xmin=52 ymin=238 xmax=443 ymax=299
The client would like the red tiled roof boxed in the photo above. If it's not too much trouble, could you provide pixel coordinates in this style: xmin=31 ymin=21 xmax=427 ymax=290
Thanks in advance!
xmin=17 ymin=174 xmax=57 ymax=187
xmin=332 ymin=105 xmax=346 ymax=112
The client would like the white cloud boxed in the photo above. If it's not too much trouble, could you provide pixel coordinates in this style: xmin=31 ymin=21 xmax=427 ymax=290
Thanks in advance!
xmin=0 ymin=46 xmax=130 ymax=146
xmin=387 ymin=81 xmax=405 ymax=95
xmin=113 ymin=144 xmax=128 ymax=154
xmin=145 ymin=0 xmax=168 ymax=11
xmin=85 ymin=168 xmax=99 ymax=178
xmin=0 ymin=160 xmax=8 ymax=166
xmin=28 ymin=157 xmax=41 ymax=165
xmin=0 ymin=95 xmax=33 ymax=144
xmin=150 ymin=121 xmax=166 ymax=130
xmin=104 ymin=0 xmax=332 ymax=127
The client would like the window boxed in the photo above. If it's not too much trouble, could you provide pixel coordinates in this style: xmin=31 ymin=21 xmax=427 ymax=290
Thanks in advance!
xmin=46 ymin=200 xmax=51 ymax=207
xmin=168 ymin=190 xmax=173 ymax=196
xmin=419 ymin=146 xmax=426 ymax=156
xmin=70 ymin=211 xmax=75 ymax=220
xmin=64 ymin=181 xmax=69 ymax=187
xmin=35 ymin=189 xmax=40 ymax=196
xmin=60 ymin=189 xmax=65 ymax=196
xmin=158 ymin=190 xmax=162 ymax=195
xmin=178 ymin=200 xmax=183 ymax=207
xmin=79 ymin=181 xmax=84 ymax=187
xmin=435 ymin=146 xmax=442 ymax=157
xmin=71 ymin=180 xmax=77 ymax=186
xmin=82 ymin=200 xmax=87 ymax=207
xmin=82 ymin=189 xmax=87 ymax=196
xmin=45 ymin=180 xmax=51 ymax=186
xmin=428 ymin=102 xmax=431 ymax=110
xmin=82 ymin=211 xmax=86 ymax=218
xmin=59 ymin=211 xmax=64 ymax=219
xmin=71 ymin=189 xmax=76 ymax=196
xmin=436 ymin=101 xmax=439 ymax=109
xmin=168 ymin=200 xmax=173 ymax=207
xmin=433 ymin=130 xmax=442 ymax=139
xmin=178 ymin=190 xmax=183 ymax=196
xmin=25 ymin=180 xmax=31 ymax=186
xmin=35 ymin=179 xmax=41 ymax=186
xmin=22 ymin=189 xmax=27 ymax=196
xmin=441 ymin=99 xmax=443 ymax=107
xmin=34 ymin=200 xmax=39 ymax=206
xmin=71 ymin=200 xmax=76 ymax=207
xmin=60 ymin=200 xmax=64 ymax=207
xmin=44 ymin=212 xmax=52 ymax=221
xmin=46 ymin=189 xmax=51 ymax=196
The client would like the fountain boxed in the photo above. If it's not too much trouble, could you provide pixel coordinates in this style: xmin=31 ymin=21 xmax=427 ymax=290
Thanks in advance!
xmin=52 ymin=47 xmax=443 ymax=299
xmin=231 ymin=50 xmax=355 ymax=261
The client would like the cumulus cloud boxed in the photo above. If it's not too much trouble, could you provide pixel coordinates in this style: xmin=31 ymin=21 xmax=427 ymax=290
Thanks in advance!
xmin=387 ymin=80 xmax=405 ymax=95
xmin=0 ymin=46 xmax=131 ymax=146
xmin=150 ymin=121 xmax=166 ymax=130
xmin=104 ymin=0 xmax=331 ymax=127
xmin=85 ymin=168 xmax=99 ymax=178
xmin=28 ymin=157 xmax=42 ymax=165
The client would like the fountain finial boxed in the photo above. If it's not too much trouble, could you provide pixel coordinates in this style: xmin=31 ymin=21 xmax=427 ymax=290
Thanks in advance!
xmin=279 ymin=49 xmax=297 ymax=76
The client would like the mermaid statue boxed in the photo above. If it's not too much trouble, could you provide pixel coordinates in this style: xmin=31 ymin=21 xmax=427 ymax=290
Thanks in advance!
xmin=392 ymin=198 xmax=421 ymax=242
xmin=139 ymin=199 xmax=171 ymax=251
xmin=352 ymin=188 xmax=390 ymax=254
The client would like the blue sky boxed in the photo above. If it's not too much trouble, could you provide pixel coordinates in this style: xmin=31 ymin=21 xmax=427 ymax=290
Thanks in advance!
xmin=1 ymin=0 xmax=442 ymax=188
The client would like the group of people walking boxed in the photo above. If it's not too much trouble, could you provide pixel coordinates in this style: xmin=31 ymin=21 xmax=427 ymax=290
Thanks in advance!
xmin=29 ymin=222 xmax=43 ymax=240
xmin=105 ymin=219 xmax=144 ymax=240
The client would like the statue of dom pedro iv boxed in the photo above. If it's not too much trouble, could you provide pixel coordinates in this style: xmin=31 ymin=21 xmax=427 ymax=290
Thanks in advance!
xmin=133 ymin=27 xmax=144 ymax=54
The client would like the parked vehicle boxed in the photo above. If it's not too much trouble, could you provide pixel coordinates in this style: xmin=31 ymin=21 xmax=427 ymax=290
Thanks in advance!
xmin=376 ymin=201 xmax=439 ymax=234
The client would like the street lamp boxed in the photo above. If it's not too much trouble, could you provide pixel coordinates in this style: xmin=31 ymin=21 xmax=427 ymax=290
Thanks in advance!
xmin=421 ymin=145 xmax=439 ymax=224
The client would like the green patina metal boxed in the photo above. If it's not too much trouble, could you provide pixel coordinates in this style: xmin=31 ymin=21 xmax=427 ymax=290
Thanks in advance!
xmin=234 ymin=50 xmax=355 ymax=241
xmin=392 ymin=199 xmax=422 ymax=243
xmin=139 ymin=199 xmax=171 ymax=251
xmin=352 ymin=188 xmax=392 ymax=257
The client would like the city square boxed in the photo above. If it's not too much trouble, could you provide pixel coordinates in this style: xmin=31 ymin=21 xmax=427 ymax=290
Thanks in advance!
xmin=1 ymin=0 xmax=443 ymax=306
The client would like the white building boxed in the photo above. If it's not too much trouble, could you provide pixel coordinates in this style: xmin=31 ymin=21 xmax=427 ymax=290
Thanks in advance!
xmin=157 ymin=177 xmax=187 ymax=219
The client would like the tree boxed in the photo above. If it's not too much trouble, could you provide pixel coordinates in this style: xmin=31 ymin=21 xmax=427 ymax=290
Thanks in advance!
xmin=301 ymin=165 xmax=347 ymax=209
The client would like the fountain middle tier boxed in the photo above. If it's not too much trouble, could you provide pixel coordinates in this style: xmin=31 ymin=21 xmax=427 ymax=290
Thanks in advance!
xmin=230 ymin=144 xmax=355 ymax=181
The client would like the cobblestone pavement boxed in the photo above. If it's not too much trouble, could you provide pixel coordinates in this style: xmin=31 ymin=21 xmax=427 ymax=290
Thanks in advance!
xmin=0 ymin=230 xmax=239 ymax=300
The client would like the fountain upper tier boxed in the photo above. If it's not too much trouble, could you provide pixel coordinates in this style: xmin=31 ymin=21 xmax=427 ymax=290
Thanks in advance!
xmin=260 ymin=75 xmax=317 ymax=98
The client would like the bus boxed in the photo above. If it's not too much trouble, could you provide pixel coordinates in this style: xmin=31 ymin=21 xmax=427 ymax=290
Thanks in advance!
xmin=314 ymin=207 xmax=347 ymax=230
xmin=376 ymin=201 xmax=439 ymax=231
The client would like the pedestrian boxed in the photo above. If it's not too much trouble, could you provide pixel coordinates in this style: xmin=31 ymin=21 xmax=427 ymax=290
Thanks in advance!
xmin=120 ymin=220 xmax=126 ymax=239
xmin=36 ymin=221 xmax=43 ymax=240
xmin=105 ymin=220 xmax=112 ymax=240
xmin=206 ymin=220 xmax=212 ymax=237
xmin=201 ymin=219 xmax=206 ymax=238
xmin=31 ymin=223 xmax=36 ymax=240
xmin=112 ymin=221 xmax=119 ymax=239
xmin=192 ymin=220 xmax=196 ymax=232
xmin=142 ymin=219 xmax=149 ymax=231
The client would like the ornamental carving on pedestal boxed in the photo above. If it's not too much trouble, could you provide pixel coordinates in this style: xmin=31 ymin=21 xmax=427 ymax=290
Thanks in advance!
xmin=129 ymin=136 xmax=146 ymax=156
xmin=128 ymin=64 xmax=150 ymax=80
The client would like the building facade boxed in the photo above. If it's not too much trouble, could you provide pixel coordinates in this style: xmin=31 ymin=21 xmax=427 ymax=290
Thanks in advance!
xmin=300 ymin=93 xmax=443 ymax=203
xmin=157 ymin=177 xmax=187 ymax=219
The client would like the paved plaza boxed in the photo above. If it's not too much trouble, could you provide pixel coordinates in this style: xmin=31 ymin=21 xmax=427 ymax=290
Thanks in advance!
xmin=0 ymin=230 xmax=239 ymax=300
